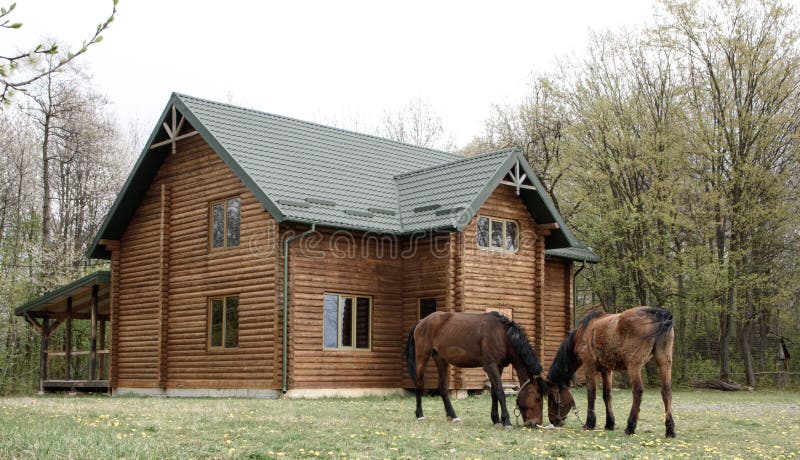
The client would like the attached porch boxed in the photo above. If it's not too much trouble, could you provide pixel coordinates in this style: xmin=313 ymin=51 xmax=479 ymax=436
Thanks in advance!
xmin=14 ymin=271 xmax=111 ymax=393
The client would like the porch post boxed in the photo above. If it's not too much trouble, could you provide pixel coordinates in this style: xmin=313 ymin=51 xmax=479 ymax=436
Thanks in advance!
xmin=65 ymin=296 xmax=72 ymax=381
xmin=98 ymin=320 xmax=106 ymax=380
xmin=39 ymin=315 xmax=50 ymax=394
xmin=89 ymin=284 xmax=98 ymax=380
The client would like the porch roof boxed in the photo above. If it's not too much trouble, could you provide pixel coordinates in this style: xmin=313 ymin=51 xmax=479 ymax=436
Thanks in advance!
xmin=14 ymin=271 xmax=111 ymax=319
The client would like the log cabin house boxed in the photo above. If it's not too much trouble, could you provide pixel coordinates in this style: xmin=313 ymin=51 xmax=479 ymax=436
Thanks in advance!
xmin=16 ymin=93 xmax=598 ymax=397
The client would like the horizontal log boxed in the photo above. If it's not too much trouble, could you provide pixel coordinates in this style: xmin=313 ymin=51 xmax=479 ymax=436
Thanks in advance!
xmin=43 ymin=380 xmax=109 ymax=388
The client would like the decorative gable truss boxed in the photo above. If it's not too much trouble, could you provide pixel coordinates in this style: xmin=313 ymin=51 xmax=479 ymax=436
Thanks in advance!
xmin=149 ymin=105 xmax=198 ymax=155
xmin=499 ymin=158 xmax=537 ymax=196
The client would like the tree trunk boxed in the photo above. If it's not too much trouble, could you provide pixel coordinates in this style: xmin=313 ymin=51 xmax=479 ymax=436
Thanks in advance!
xmin=738 ymin=319 xmax=756 ymax=387
xmin=677 ymin=273 xmax=687 ymax=383
xmin=719 ymin=311 xmax=731 ymax=380
xmin=41 ymin=112 xmax=52 ymax=252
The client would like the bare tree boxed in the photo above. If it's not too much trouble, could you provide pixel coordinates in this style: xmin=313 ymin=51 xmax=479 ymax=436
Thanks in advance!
xmin=379 ymin=97 xmax=454 ymax=151
xmin=0 ymin=1 xmax=117 ymax=105
xmin=469 ymin=76 xmax=572 ymax=212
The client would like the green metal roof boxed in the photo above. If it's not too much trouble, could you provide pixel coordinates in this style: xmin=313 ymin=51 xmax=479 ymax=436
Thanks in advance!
xmin=14 ymin=271 xmax=111 ymax=317
xmin=545 ymin=247 xmax=600 ymax=263
xmin=87 ymin=93 xmax=598 ymax=262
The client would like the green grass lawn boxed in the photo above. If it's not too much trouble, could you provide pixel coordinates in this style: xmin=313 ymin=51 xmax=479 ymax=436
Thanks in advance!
xmin=0 ymin=389 xmax=798 ymax=459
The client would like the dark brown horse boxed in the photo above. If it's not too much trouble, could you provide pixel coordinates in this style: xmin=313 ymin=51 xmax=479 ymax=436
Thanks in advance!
xmin=545 ymin=307 xmax=675 ymax=437
xmin=406 ymin=311 xmax=546 ymax=428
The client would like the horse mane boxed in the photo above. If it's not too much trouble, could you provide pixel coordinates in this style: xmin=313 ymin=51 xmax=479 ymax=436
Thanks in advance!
xmin=547 ymin=310 xmax=605 ymax=387
xmin=640 ymin=307 xmax=674 ymax=350
xmin=578 ymin=310 xmax=604 ymax=330
xmin=488 ymin=312 xmax=544 ymax=380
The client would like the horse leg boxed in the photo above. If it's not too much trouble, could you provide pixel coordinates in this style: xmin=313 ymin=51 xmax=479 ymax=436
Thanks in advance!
xmin=602 ymin=370 xmax=615 ymax=430
xmin=433 ymin=354 xmax=460 ymax=423
xmin=584 ymin=369 xmax=598 ymax=430
xmin=490 ymin=386 xmax=500 ymax=425
xmin=414 ymin=345 xmax=432 ymax=421
xmin=657 ymin=351 xmax=675 ymax=437
xmin=484 ymin=364 xmax=512 ymax=428
xmin=624 ymin=365 xmax=644 ymax=435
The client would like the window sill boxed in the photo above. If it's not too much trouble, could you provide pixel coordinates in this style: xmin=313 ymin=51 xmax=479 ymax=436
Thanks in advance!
xmin=477 ymin=246 xmax=520 ymax=255
xmin=322 ymin=348 xmax=372 ymax=353
xmin=206 ymin=347 xmax=241 ymax=353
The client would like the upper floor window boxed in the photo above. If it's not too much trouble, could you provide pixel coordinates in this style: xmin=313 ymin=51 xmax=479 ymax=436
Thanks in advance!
xmin=211 ymin=197 xmax=241 ymax=249
xmin=209 ymin=296 xmax=239 ymax=349
xmin=323 ymin=293 xmax=371 ymax=350
xmin=476 ymin=216 xmax=518 ymax=253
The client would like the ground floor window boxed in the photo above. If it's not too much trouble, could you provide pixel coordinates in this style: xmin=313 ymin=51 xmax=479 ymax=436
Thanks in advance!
xmin=323 ymin=293 xmax=371 ymax=350
xmin=419 ymin=298 xmax=437 ymax=319
xmin=209 ymin=296 xmax=239 ymax=348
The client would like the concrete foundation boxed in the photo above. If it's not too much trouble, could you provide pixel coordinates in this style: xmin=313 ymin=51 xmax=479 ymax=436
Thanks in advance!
xmin=113 ymin=387 xmax=410 ymax=399
xmin=114 ymin=387 xmax=280 ymax=398
xmin=283 ymin=388 xmax=409 ymax=399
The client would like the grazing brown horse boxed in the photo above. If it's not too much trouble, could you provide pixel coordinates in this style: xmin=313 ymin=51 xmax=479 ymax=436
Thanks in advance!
xmin=545 ymin=307 xmax=675 ymax=437
xmin=405 ymin=311 xmax=546 ymax=428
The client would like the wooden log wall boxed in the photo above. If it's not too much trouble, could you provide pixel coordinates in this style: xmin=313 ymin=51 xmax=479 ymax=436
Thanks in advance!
xmin=542 ymin=258 xmax=573 ymax=367
xmin=452 ymin=185 xmax=571 ymax=389
xmin=400 ymin=233 xmax=450 ymax=389
xmin=287 ymin=227 xmax=403 ymax=389
xmin=103 ymin=240 xmax=120 ymax=388
xmin=115 ymin=134 xmax=279 ymax=390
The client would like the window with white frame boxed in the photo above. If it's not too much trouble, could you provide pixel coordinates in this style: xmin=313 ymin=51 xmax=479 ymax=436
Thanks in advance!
xmin=476 ymin=216 xmax=519 ymax=253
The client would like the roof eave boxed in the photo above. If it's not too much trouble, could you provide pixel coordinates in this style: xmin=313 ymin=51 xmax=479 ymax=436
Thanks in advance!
xmin=545 ymin=247 xmax=601 ymax=263
xmin=171 ymin=94 xmax=287 ymax=223
xmin=86 ymin=93 xmax=289 ymax=260
xmin=14 ymin=270 xmax=111 ymax=316
xmin=85 ymin=98 xmax=178 ymax=260
xmin=451 ymin=150 xmax=522 ymax=230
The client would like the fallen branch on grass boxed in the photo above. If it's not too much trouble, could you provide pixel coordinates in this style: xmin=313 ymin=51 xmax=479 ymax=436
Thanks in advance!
xmin=692 ymin=379 xmax=754 ymax=391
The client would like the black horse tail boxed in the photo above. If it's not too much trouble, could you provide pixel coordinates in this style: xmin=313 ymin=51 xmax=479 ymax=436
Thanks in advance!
xmin=406 ymin=323 xmax=418 ymax=384
xmin=643 ymin=307 xmax=674 ymax=351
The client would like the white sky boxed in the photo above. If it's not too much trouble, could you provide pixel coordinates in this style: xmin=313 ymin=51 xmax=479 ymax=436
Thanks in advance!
xmin=10 ymin=0 xmax=661 ymax=147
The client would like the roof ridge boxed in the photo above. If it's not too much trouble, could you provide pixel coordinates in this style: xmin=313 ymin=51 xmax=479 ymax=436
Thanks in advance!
xmin=174 ymin=92 xmax=461 ymax=160
xmin=394 ymin=147 xmax=518 ymax=179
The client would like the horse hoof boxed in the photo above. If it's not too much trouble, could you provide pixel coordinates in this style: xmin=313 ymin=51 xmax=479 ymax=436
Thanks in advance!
xmin=504 ymin=424 xmax=513 ymax=430
xmin=417 ymin=416 xmax=426 ymax=422
xmin=451 ymin=417 xmax=462 ymax=424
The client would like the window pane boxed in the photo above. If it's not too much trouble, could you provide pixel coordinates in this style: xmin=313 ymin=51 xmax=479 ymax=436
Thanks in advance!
xmin=355 ymin=297 xmax=370 ymax=349
xmin=340 ymin=297 xmax=353 ymax=348
xmin=226 ymin=198 xmax=241 ymax=247
xmin=491 ymin=219 xmax=503 ymax=248
xmin=323 ymin=294 xmax=339 ymax=348
xmin=419 ymin=298 xmax=436 ymax=319
xmin=210 ymin=299 xmax=223 ymax=347
xmin=225 ymin=297 xmax=239 ymax=348
xmin=212 ymin=203 xmax=225 ymax=248
xmin=476 ymin=217 xmax=489 ymax=247
xmin=506 ymin=221 xmax=518 ymax=252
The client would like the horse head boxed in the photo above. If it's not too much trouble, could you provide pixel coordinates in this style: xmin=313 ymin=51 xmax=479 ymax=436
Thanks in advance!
xmin=546 ymin=380 xmax=574 ymax=426
xmin=515 ymin=376 xmax=545 ymax=427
